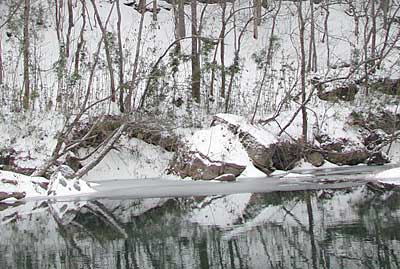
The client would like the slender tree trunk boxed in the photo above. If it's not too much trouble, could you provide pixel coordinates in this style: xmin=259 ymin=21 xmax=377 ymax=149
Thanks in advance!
xmin=191 ymin=0 xmax=200 ymax=103
xmin=322 ymin=0 xmax=330 ymax=69
xmin=253 ymin=0 xmax=261 ymax=39
xmin=153 ymin=0 xmax=158 ymax=21
xmin=66 ymin=0 xmax=74 ymax=58
xmin=23 ymin=0 xmax=30 ymax=110
xmin=178 ymin=0 xmax=186 ymax=38
xmin=220 ymin=0 xmax=226 ymax=98
xmin=74 ymin=0 xmax=86 ymax=75
xmin=371 ymin=0 xmax=377 ymax=59
xmin=297 ymin=1 xmax=308 ymax=143
xmin=91 ymin=0 xmax=116 ymax=102
xmin=307 ymin=0 xmax=317 ymax=72
xmin=116 ymin=0 xmax=125 ymax=112
xmin=126 ymin=1 xmax=145 ymax=111
xmin=0 ymin=37 xmax=3 ymax=85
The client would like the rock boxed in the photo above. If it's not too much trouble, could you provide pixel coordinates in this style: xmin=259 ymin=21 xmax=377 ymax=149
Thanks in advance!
xmin=1 ymin=178 xmax=18 ymax=185
xmin=127 ymin=121 xmax=181 ymax=152
xmin=370 ymin=78 xmax=400 ymax=95
xmin=214 ymin=174 xmax=236 ymax=182
xmin=169 ymin=151 xmax=246 ymax=180
xmin=0 ymin=191 xmax=26 ymax=201
xmin=272 ymin=141 xmax=302 ymax=170
xmin=306 ymin=151 xmax=325 ymax=167
xmin=240 ymin=133 xmax=276 ymax=174
xmin=367 ymin=152 xmax=390 ymax=166
xmin=350 ymin=110 xmax=400 ymax=134
xmin=57 ymin=165 xmax=75 ymax=179
xmin=66 ymin=152 xmax=83 ymax=172
xmin=211 ymin=114 xmax=240 ymax=134
xmin=325 ymin=149 xmax=369 ymax=165
xmin=319 ymin=136 xmax=369 ymax=165
xmin=363 ymin=129 xmax=388 ymax=150
xmin=316 ymin=82 xmax=358 ymax=102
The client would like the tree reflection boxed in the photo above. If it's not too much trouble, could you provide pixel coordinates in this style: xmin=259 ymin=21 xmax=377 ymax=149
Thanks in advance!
xmin=1 ymin=186 xmax=400 ymax=268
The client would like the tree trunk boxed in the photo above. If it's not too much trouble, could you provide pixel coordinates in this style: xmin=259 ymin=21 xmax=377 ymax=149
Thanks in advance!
xmin=307 ymin=0 xmax=317 ymax=72
xmin=66 ymin=0 xmax=74 ymax=58
xmin=178 ymin=0 xmax=186 ymax=38
xmin=23 ymin=0 xmax=30 ymax=110
xmin=191 ymin=0 xmax=200 ymax=103
xmin=126 ymin=2 xmax=146 ymax=111
xmin=74 ymin=0 xmax=86 ymax=75
xmin=220 ymin=0 xmax=226 ymax=99
xmin=91 ymin=0 xmax=116 ymax=102
xmin=0 ymin=36 xmax=3 ymax=85
xmin=297 ymin=1 xmax=308 ymax=143
xmin=153 ymin=0 xmax=158 ymax=21
xmin=116 ymin=0 xmax=125 ymax=112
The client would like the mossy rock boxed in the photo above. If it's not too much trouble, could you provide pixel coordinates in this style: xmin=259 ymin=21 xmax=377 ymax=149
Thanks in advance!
xmin=370 ymin=78 xmax=400 ymax=95
xmin=317 ymin=83 xmax=358 ymax=102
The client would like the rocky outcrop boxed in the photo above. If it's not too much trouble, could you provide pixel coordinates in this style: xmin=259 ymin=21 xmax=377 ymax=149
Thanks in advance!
xmin=272 ymin=141 xmax=302 ymax=170
xmin=212 ymin=114 xmax=277 ymax=173
xmin=370 ymin=78 xmax=400 ymax=95
xmin=239 ymin=132 xmax=276 ymax=173
xmin=168 ymin=150 xmax=245 ymax=180
xmin=318 ymin=136 xmax=369 ymax=165
xmin=316 ymin=82 xmax=358 ymax=102
xmin=127 ymin=121 xmax=181 ymax=152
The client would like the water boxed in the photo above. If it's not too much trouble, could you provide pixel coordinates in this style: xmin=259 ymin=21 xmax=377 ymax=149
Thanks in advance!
xmin=1 ymin=168 xmax=400 ymax=268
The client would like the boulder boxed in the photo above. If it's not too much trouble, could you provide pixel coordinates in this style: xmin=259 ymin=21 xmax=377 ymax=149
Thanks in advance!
xmin=306 ymin=151 xmax=325 ymax=167
xmin=240 ymin=133 xmax=276 ymax=173
xmin=169 ymin=150 xmax=245 ymax=180
xmin=0 ymin=191 xmax=26 ymax=202
xmin=212 ymin=114 xmax=277 ymax=174
xmin=370 ymin=78 xmax=400 ymax=95
xmin=325 ymin=149 xmax=369 ymax=165
xmin=367 ymin=152 xmax=390 ymax=166
xmin=127 ymin=121 xmax=181 ymax=152
xmin=272 ymin=141 xmax=302 ymax=170
xmin=318 ymin=136 xmax=369 ymax=165
xmin=316 ymin=82 xmax=358 ymax=102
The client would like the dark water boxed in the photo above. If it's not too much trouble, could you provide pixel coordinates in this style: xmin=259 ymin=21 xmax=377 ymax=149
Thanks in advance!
xmin=1 ymin=183 xmax=400 ymax=269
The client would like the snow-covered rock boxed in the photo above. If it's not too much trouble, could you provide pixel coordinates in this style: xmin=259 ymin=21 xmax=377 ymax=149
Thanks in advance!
xmin=47 ymin=171 xmax=96 ymax=197
xmin=0 ymin=170 xmax=48 ymax=202
xmin=375 ymin=167 xmax=400 ymax=185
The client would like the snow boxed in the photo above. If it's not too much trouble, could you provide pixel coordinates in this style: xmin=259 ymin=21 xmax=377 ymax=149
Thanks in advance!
xmin=189 ymin=193 xmax=252 ymax=227
xmin=81 ymin=136 xmax=174 ymax=181
xmin=0 ymin=170 xmax=48 ymax=199
xmin=0 ymin=170 xmax=96 ymax=203
xmin=281 ymin=172 xmax=314 ymax=179
xmin=48 ymin=172 xmax=96 ymax=197
xmin=375 ymin=167 xmax=400 ymax=185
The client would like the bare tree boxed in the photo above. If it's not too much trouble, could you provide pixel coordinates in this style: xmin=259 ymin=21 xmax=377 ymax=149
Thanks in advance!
xmin=91 ymin=0 xmax=116 ymax=103
xmin=126 ymin=0 xmax=146 ymax=112
xmin=191 ymin=0 xmax=201 ymax=103
xmin=65 ymin=0 xmax=74 ymax=58
xmin=297 ymin=0 xmax=308 ymax=142
xmin=220 ymin=0 xmax=227 ymax=99
xmin=116 ymin=0 xmax=125 ymax=112
xmin=22 ymin=0 xmax=30 ymax=110
xmin=74 ymin=0 xmax=87 ymax=75
xmin=0 ymin=36 xmax=3 ymax=85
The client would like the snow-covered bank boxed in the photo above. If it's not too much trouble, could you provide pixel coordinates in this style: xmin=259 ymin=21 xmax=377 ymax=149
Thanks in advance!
xmin=375 ymin=167 xmax=400 ymax=185
xmin=0 ymin=170 xmax=96 ymax=203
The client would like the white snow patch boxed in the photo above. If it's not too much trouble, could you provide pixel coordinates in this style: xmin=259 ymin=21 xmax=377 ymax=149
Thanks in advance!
xmin=375 ymin=167 xmax=400 ymax=185
xmin=81 ymin=136 xmax=174 ymax=181
xmin=189 ymin=193 xmax=252 ymax=227
xmin=48 ymin=172 xmax=96 ymax=197
xmin=0 ymin=170 xmax=48 ymax=198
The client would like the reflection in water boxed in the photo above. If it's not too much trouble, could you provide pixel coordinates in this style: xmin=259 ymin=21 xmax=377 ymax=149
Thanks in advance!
xmin=1 ymin=186 xmax=400 ymax=268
